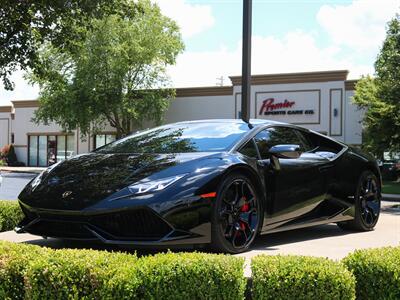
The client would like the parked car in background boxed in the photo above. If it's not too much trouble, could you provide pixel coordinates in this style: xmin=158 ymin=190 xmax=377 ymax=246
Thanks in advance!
xmin=380 ymin=160 xmax=400 ymax=181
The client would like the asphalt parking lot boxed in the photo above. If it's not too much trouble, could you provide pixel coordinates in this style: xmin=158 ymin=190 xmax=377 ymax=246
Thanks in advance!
xmin=0 ymin=172 xmax=35 ymax=200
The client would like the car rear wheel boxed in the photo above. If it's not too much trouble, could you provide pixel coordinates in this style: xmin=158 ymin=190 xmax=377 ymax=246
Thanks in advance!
xmin=211 ymin=173 xmax=262 ymax=253
xmin=337 ymin=170 xmax=381 ymax=231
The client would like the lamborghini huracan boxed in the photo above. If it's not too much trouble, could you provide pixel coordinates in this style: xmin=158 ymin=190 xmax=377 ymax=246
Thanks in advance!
xmin=16 ymin=119 xmax=381 ymax=253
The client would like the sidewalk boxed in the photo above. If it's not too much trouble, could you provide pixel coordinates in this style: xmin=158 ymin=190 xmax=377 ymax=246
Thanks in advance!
xmin=0 ymin=166 xmax=45 ymax=174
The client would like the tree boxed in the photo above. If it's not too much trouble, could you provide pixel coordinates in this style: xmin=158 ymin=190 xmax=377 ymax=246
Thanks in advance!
xmin=353 ymin=15 xmax=400 ymax=158
xmin=29 ymin=0 xmax=184 ymax=138
xmin=0 ymin=0 xmax=136 ymax=90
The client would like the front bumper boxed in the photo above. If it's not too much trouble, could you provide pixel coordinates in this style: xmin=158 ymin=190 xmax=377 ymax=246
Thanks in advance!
xmin=16 ymin=202 xmax=210 ymax=246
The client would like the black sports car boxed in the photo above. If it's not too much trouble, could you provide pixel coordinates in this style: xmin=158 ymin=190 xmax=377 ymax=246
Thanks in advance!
xmin=16 ymin=119 xmax=381 ymax=253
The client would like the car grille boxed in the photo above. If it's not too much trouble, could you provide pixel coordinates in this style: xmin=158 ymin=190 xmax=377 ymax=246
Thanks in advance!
xmin=20 ymin=206 xmax=172 ymax=241
xmin=91 ymin=208 xmax=172 ymax=240
xmin=27 ymin=220 xmax=93 ymax=239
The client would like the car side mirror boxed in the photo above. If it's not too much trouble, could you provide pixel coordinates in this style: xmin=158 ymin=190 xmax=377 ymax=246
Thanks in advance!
xmin=269 ymin=144 xmax=302 ymax=159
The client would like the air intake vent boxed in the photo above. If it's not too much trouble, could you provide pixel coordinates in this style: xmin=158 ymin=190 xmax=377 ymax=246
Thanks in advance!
xmin=91 ymin=208 xmax=172 ymax=240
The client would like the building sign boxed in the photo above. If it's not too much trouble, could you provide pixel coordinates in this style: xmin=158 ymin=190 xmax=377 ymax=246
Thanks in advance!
xmin=255 ymin=90 xmax=320 ymax=124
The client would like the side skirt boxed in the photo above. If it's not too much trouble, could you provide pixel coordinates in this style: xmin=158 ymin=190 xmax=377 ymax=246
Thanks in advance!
xmin=261 ymin=206 xmax=354 ymax=235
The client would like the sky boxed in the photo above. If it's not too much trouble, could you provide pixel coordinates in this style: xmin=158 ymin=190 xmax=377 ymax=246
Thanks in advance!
xmin=0 ymin=0 xmax=399 ymax=105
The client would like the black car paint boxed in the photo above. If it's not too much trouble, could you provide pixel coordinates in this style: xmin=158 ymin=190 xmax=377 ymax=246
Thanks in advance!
xmin=17 ymin=120 xmax=381 ymax=246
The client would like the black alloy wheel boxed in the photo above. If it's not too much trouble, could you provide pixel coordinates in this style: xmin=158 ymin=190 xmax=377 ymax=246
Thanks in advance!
xmin=211 ymin=173 xmax=262 ymax=253
xmin=337 ymin=170 xmax=381 ymax=231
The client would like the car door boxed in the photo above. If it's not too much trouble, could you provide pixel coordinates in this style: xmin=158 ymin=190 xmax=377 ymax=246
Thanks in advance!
xmin=254 ymin=126 xmax=329 ymax=229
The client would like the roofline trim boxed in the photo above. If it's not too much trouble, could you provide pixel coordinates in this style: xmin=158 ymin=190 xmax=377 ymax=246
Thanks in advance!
xmin=176 ymin=86 xmax=233 ymax=97
xmin=11 ymin=100 xmax=39 ymax=108
xmin=0 ymin=106 xmax=12 ymax=113
xmin=229 ymin=70 xmax=349 ymax=86
xmin=345 ymin=79 xmax=358 ymax=91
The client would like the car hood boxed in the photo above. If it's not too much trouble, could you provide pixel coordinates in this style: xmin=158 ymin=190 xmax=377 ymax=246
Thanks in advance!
xmin=19 ymin=152 xmax=217 ymax=210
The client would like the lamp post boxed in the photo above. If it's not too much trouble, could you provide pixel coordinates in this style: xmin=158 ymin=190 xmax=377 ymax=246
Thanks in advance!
xmin=241 ymin=0 xmax=252 ymax=124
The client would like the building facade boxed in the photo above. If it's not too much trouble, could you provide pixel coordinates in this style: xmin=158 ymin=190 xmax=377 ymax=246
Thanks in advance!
xmin=0 ymin=70 xmax=361 ymax=167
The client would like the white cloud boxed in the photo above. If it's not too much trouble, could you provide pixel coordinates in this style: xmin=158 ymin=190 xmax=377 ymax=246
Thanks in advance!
xmin=168 ymin=30 xmax=374 ymax=87
xmin=0 ymin=70 xmax=39 ymax=106
xmin=155 ymin=0 xmax=215 ymax=38
xmin=167 ymin=0 xmax=399 ymax=87
xmin=317 ymin=0 xmax=399 ymax=51
xmin=2 ymin=0 xmax=397 ymax=102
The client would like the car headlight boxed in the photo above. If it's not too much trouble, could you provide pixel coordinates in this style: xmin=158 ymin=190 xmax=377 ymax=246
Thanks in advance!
xmin=128 ymin=174 xmax=186 ymax=195
xmin=31 ymin=161 xmax=63 ymax=190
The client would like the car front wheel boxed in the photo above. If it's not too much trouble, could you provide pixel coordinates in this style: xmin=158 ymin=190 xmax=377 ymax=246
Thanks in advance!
xmin=211 ymin=173 xmax=262 ymax=253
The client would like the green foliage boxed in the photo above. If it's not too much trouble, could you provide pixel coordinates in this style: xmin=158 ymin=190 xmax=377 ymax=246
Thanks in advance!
xmin=343 ymin=247 xmax=400 ymax=300
xmin=137 ymin=252 xmax=246 ymax=300
xmin=0 ymin=145 xmax=18 ymax=166
xmin=251 ymin=255 xmax=355 ymax=300
xmin=30 ymin=0 xmax=184 ymax=138
xmin=382 ymin=180 xmax=400 ymax=194
xmin=0 ymin=201 xmax=24 ymax=232
xmin=0 ymin=0 xmax=137 ymax=90
xmin=0 ymin=241 xmax=44 ymax=299
xmin=0 ymin=241 xmax=245 ymax=299
xmin=24 ymin=248 xmax=139 ymax=299
xmin=353 ymin=15 xmax=400 ymax=157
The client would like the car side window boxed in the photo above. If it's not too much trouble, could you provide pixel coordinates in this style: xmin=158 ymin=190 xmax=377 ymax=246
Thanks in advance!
xmin=302 ymin=131 xmax=345 ymax=157
xmin=254 ymin=127 xmax=308 ymax=159
xmin=238 ymin=139 xmax=259 ymax=159
xmin=294 ymin=130 xmax=314 ymax=152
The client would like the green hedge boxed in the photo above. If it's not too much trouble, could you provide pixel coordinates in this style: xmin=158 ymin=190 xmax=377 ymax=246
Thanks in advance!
xmin=343 ymin=246 xmax=400 ymax=300
xmin=137 ymin=252 xmax=246 ymax=300
xmin=0 ymin=241 xmax=245 ymax=300
xmin=0 ymin=201 xmax=23 ymax=232
xmin=251 ymin=255 xmax=355 ymax=300
xmin=0 ymin=241 xmax=44 ymax=299
xmin=2 ymin=240 xmax=399 ymax=299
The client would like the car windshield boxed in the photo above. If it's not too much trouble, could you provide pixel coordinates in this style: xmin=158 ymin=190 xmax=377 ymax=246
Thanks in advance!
xmin=95 ymin=122 xmax=250 ymax=154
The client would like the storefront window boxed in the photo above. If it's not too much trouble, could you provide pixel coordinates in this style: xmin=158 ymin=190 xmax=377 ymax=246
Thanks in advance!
xmin=28 ymin=136 xmax=37 ymax=166
xmin=28 ymin=134 xmax=75 ymax=167
xmin=94 ymin=134 xmax=116 ymax=149
xmin=67 ymin=135 xmax=75 ymax=158
xmin=38 ymin=136 xmax=47 ymax=167
xmin=47 ymin=136 xmax=57 ymax=165
xmin=56 ymin=135 xmax=66 ymax=163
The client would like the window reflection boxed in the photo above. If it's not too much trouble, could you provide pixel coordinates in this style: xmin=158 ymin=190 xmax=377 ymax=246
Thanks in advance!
xmin=97 ymin=122 xmax=250 ymax=154
xmin=254 ymin=127 xmax=306 ymax=159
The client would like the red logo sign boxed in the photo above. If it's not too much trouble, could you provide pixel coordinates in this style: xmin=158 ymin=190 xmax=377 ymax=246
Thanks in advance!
xmin=259 ymin=98 xmax=295 ymax=115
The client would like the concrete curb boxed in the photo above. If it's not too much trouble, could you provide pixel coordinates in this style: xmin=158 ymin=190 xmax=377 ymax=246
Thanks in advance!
xmin=382 ymin=193 xmax=400 ymax=202
xmin=0 ymin=167 xmax=45 ymax=174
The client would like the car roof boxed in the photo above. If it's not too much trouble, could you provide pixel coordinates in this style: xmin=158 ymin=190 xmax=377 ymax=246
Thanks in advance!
xmin=172 ymin=119 xmax=286 ymax=127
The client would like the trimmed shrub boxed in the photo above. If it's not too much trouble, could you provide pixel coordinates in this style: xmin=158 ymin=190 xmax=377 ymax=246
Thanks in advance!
xmin=0 ymin=201 xmax=24 ymax=232
xmin=251 ymin=255 xmax=355 ymax=300
xmin=24 ymin=248 xmax=139 ymax=299
xmin=343 ymin=247 xmax=400 ymax=300
xmin=137 ymin=252 xmax=246 ymax=300
xmin=0 ymin=241 xmax=246 ymax=300
xmin=0 ymin=241 xmax=46 ymax=299
xmin=0 ymin=145 xmax=18 ymax=166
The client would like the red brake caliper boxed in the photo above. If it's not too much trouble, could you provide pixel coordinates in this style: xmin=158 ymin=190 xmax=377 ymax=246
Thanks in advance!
xmin=239 ymin=197 xmax=249 ymax=231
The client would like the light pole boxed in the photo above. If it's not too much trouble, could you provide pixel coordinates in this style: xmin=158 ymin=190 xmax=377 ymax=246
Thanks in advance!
xmin=241 ymin=0 xmax=252 ymax=124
